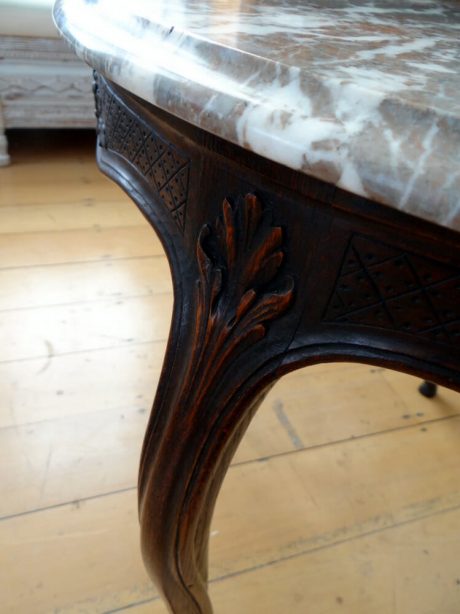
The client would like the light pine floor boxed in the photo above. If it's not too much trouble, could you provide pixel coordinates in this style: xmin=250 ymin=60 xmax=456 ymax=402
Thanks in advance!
xmin=1 ymin=130 xmax=460 ymax=614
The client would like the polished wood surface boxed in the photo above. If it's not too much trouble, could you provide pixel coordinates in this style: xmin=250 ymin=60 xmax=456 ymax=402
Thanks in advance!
xmin=1 ymin=129 xmax=460 ymax=613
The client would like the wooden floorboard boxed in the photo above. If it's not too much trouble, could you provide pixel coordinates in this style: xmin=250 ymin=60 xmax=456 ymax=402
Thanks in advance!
xmin=0 ymin=225 xmax=163 ymax=269
xmin=1 ymin=129 xmax=459 ymax=613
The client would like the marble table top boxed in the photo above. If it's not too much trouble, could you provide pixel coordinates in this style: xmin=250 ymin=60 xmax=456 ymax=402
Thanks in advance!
xmin=53 ymin=0 xmax=460 ymax=231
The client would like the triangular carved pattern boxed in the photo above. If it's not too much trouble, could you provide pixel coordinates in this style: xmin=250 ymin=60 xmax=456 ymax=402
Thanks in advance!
xmin=98 ymin=85 xmax=190 ymax=234
xmin=323 ymin=235 xmax=460 ymax=346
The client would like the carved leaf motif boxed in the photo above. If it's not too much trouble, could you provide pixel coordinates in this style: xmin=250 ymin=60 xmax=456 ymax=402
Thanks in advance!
xmin=185 ymin=194 xmax=294 ymax=403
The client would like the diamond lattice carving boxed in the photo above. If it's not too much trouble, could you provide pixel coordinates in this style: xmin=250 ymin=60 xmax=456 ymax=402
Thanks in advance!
xmin=95 ymin=79 xmax=190 ymax=233
xmin=324 ymin=235 xmax=460 ymax=345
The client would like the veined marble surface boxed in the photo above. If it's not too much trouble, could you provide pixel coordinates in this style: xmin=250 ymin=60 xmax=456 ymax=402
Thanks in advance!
xmin=53 ymin=0 xmax=460 ymax=230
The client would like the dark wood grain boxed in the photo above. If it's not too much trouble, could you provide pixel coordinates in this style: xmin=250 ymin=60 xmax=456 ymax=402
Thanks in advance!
xmin=94 ymin=73 xmax=460 ymax=613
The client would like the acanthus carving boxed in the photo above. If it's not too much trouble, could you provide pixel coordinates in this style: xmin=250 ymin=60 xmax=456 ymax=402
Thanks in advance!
xmin=324 ymin=234 xmax=460 ymax=345
xmin=185 ymin=193 xmax=294 ymax=397
xmin=93 ymin=73 xmax=190 ymax=233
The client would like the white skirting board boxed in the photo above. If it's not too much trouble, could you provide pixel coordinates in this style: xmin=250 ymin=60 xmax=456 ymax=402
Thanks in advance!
xmin=0 ymin=35 xmax=95 ymax=164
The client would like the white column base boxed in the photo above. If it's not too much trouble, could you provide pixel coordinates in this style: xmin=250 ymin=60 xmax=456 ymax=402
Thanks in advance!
xmin=0 ymin=104 xmax=10 ymax=166
xmin=0 ymin=151 xmax=10 ymax=167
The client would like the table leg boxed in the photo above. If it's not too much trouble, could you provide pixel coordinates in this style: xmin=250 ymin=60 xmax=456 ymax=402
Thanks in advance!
xmin=137 ymin=194 xmax=295 ymax=612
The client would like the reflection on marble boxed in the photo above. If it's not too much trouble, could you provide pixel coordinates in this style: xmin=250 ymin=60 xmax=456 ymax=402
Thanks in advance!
xmin=53 ymin=0 xmax=460 ymax=230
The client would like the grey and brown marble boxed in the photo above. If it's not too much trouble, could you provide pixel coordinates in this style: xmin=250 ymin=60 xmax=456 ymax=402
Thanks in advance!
xmin=53 ymin=0 xmax=460 ymax=230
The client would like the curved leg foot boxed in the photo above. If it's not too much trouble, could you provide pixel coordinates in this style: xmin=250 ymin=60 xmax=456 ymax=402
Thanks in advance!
xmin=419 ymin=380 xmax=438 ymax=398
xmin=138 ymin=194 xmax=295 ymax=612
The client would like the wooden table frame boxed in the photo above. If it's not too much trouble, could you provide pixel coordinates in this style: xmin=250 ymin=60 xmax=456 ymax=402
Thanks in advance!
xmin=94 ymin=74 xmax=460 ymax=614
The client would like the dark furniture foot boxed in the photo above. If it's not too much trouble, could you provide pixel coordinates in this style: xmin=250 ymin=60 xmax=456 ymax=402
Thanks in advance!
xmin=419 ymin=380 xmax=438 ymax=398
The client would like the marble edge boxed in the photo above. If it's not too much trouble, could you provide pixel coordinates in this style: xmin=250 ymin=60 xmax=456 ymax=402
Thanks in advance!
xmin=52 ymin=0 xmax=460 ymax=232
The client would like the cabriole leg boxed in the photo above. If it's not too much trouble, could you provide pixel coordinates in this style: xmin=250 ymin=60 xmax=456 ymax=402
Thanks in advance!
xmin=138 ymin=194 xmax=295 ymax=612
